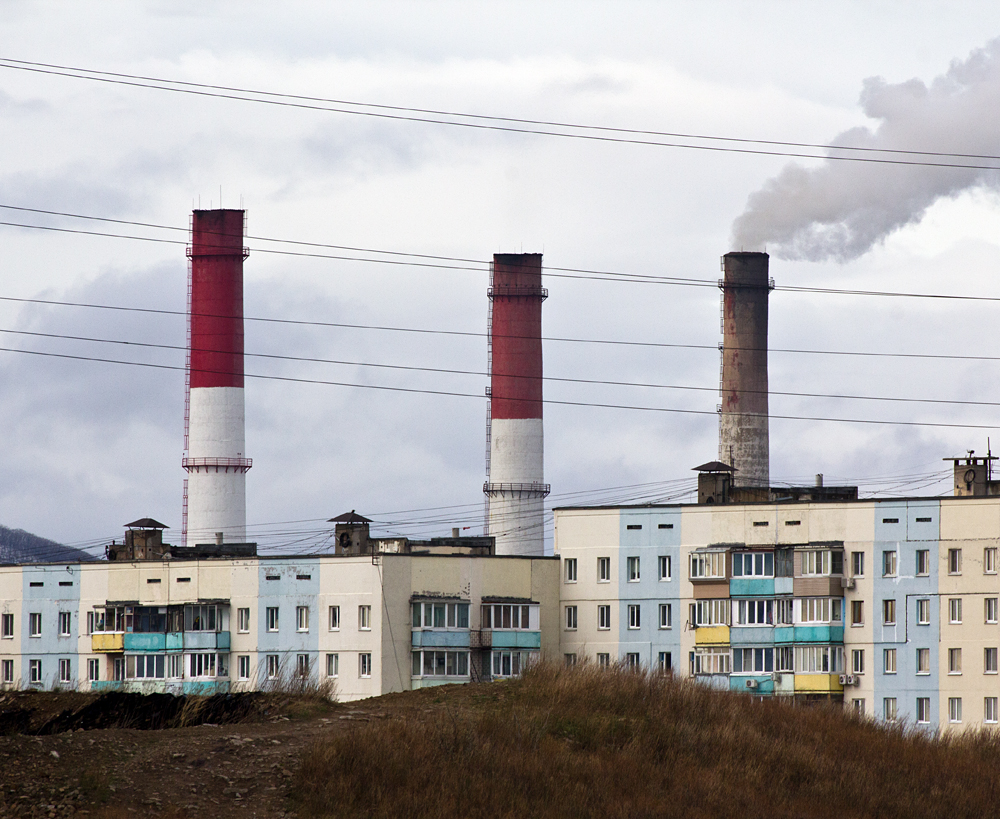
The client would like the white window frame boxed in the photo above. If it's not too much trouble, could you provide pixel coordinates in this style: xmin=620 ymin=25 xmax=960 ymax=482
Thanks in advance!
xmin=1 ymin=613 xmax=13 ymax=639
xmin=238 ymin=655 xmax=251 ymax=681
xmin=237 ymin=607 xmax=250 ymax=633
xmin=851 ymin=551 xmax=864 ymax=577
xmin=986 ymin=697 xmax=998 ymax=724
xmin=658 ymin=555 xmax=671 ymax=581
xmin=296 ymin=606 xmax=310 ymax=633
xmin=328 ymin=605 xmax=341 ymax=630
xmin=658 ymin=603 xmax=672 ymax=630
xmin=326 ymin=653 xmax=339 ymax=677
xmin=987 ymin=598 xmax=999 ymax=624
xmin=266 ymin=607 xmax=279 ymax=632
xmin=29 ymin=612 xmax=41 ymax=638
xmin=882 ymin=599 xmax=896 ymax=626
xmin=29 ymin=659 xmax=41 ymax=684
xmin=596 ymin=653 xmax=610 ymax=668
xmin=852 ymin=649 xmax=864 ymax=675
xmin=986 ymin=547 xmax=998 ymax=575
xmin=266 ymin=654 xmax=280 ymax=679
xmin=597 ymin=557 xmax=611 ymax=583
xmin=948 ymin=548 xmax=962 ymax=575
xmin=627 ymin=556 xmax=640 ymax=582
xmin=296 ymin=653 xmax=310 ymax=678
xmin=949 ymin=598 xmax=963 ymax=624
xmin=597 ymin=605 xmax=611 ymax=631
xmin=1 ymin=659 xmax=12 ymax=684
xmin=985 ymin=647 xmax=998 ymax=675
xmin=625 ymin=652 xmax=640 ymax=668
xmin=58 ymin=611 xmax=71 ymax=637
xmin=916 ymin=598 xmax=930 ymax=625
xmin=916 ymin=549 xmax=930 ymax=576
xmin=884 ymin=648 xmax=897 ymax=674
xmin=564 ymin=558 xmax=577 ymax=583
xmin=565 ymin=605 xmax=578 ymax=631
xmin=882 ymin=550 xmax=897 ymax=578
xmin=884 ymin=697 xmax=897 ymax=722
xmin=948 ymin=697 xmax=962 ymax=724
xmin=948 ymin=647 xmax=962 ymax=675
xmin=87 ymin=658 xmax=99 ymax=682
xmin=359 ymin=605 xmax=372 ymax=631
xmin=916 ymin=647 xmax=931 ymax=675
xmin=690 ymin=551 xmax=725 ymax=579
xmin=58 ymin=658 xmax=71 ymax=684
xmin=359 ymin=652 xmax=372 ymax=678
xmin=627 ymin=604 xmax=640 ymax=630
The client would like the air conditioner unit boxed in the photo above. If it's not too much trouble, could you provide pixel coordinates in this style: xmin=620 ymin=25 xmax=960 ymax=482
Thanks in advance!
xmin=745 ymin=678 xmax=758 ymax=689
xmin=838 ymin=674 xmax=849 ymax=685
xmin=841 ymin=577 xmax=856 ymax=589
xmin=846 ymin=674 xmax=857 ymax=686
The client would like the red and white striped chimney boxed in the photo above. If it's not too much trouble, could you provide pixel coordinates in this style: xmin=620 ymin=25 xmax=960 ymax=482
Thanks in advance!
xmin=484 ymin=253 xmax=550 ymax=556
xmin=182 ymin=209 xmax=251 ymax=546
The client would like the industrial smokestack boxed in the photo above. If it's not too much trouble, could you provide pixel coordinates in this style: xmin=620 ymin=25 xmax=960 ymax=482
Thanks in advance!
xmin=719 ymin=252 xmax=771 ymax=488
xmin=182 ymin=209 xmax=251 ymax=546
xmin=484 ymin=253 xmax=549 ymax=556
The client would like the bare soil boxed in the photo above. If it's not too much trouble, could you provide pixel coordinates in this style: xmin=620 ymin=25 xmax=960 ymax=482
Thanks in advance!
xmin=0 ymin=687 xmax=451 ymax=819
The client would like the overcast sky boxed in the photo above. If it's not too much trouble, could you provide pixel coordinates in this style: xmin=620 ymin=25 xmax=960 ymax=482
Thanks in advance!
xmin=3 ymin=1 xmax=1000 ymax=555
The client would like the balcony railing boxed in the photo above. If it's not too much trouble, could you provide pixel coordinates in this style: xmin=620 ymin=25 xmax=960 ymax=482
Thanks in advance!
xmin=182 ymin=457 xmax=252 ymax=473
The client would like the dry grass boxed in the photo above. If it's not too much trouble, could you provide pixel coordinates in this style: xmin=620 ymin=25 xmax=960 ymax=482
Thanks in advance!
xmin=294 ymin=662 xmax=1000 ymax=819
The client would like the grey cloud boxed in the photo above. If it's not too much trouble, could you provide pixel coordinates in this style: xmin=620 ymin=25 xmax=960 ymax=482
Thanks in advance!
xmin=731 ymin=38 xmax=1000 ymax=261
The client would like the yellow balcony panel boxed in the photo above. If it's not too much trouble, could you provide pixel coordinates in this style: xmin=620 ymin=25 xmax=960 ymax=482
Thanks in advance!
xmin=91 ymin=633 xmax=124 ymax=653
xmin=695 ymin=626 xmax=730 ymax=646
xmin=793 ymin=673 xmax=843 ymax=693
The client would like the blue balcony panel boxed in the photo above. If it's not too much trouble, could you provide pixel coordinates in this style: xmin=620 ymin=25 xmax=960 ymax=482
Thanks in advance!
xmin=166 ymin=632 xmax=183 ymax=650
xmin=729 ymin=675 xmax=774 ymax=694
xmin=411 ymin=630 xmax=472 ymax=649
xmin=729 ymin=626 xmax=776 ymax=645
xmin=730 ymin=578 xmax=775 ymax=597
xmin=491 ymin=631 xmax=542 ymax=650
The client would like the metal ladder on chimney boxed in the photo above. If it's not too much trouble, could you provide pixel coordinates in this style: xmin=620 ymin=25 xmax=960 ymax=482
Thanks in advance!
xmin=483 ymin=260 xmax=494 ymax=536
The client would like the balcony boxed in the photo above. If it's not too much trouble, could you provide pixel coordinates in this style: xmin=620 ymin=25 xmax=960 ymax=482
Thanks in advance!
xmin=411 ymin=630 xmax=472 ymax=649
xmin=491 ymin=631 xmax=542 ymax=650
xmin=694 ymin=626 xmax=729 ymax=646
xmin=730 ymin=578 xmax=774 ymax=597
xmin=793 ymin=673 xmax=844 ymax=693
xmin=91 ymin=633 xmax=123 ymax=653
xmin=123 ymin=633 xmax=165 ymax=652
xmin=774 ymin=625 xmax=844 ymax=644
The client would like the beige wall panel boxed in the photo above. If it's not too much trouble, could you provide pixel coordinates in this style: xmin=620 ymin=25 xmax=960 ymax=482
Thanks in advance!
xmin=809 ymin=504 xmax=873 ymax=544
xmin=106 ymin=563 xmax=140 ymax=602
xmin=744 ymin=508 xmax=777 ymax=545
xmin=941 ymin=498 xmax=1000 ymax=543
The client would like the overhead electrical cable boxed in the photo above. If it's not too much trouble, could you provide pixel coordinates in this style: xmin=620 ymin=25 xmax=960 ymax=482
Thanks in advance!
xmin=1 ymin=343 xmax=999 ymax=430
xmin=3 ymin=326 xmax=1000 ymax=409
xmin=2 ymin=57 xmax=1000 ymax=170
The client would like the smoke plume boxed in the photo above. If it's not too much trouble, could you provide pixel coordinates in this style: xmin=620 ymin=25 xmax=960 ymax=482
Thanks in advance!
xmin=731 ymin=39 xmax=1000 ymax=261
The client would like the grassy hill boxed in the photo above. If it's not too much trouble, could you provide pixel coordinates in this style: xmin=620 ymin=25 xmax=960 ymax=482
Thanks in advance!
xmin=295 ymin=663 xmax=1000 ymax=819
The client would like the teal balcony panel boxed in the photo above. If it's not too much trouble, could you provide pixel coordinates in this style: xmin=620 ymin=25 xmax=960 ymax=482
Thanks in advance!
xmin=184 ymin=632 xmax=219 ymax=651
xmin=491 ymin=631 xmax=542 ymax=650
xmin=729 ymin=675 xmax=774 ymax=694
xmin=411 ymin=630 xmax=472 ymax=649
xmin=182 ymin=681 xmax=230 ymax=696
xmin=730 ymin=579 xmax=775 ymax=597
xmin=216 ymin=631 xmax=231 ymax=651
xmin=123 ymin=633 xmax=165 ymax=652
xmin=166 ymin=632 xmax=183 ymax=650
xmin=775 ymin=625 xmax=845 ymax=644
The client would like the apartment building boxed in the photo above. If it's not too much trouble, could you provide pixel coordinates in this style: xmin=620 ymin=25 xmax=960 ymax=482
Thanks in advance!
xmin=554 ymin=491 xmax=1000 ymax=733
xmin=0 ymin=551 xmax=559 ymax=701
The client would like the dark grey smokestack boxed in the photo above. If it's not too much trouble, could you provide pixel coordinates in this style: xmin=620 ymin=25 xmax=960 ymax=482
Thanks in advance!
xmin=719 ymin=252 xmax=771 ymax=488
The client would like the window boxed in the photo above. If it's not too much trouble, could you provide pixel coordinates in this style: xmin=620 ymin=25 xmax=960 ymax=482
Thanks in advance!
xmin=949 ymin=648 xmax=962 ymax=674
xmin=794 ymin=646 xmax=844 ymax=674
xmin=659 ymin=604 xmax=672 ymax=629
xmin=329 ymin=606 xmax=341 ymax=630
xmin=798 ymin=598 xmax=842 ymax=624
xmin=626 ymin=524 xmax=642 ymax=531
xmin=852 ymin=649 xmax=865 ymax=675
xmin=359 ymin=653 xmax=372 ymax=678
xmin=597 ymin=605 xmax=611 ymax=631
xmin=801 ymin=550 xmax=839 ymax=577
xmin=564 ymin=654 xmax=577 ymax=667
xmin=359 ymin=605 xmax=372 ymax=631
xmin=692 ymin=647 xmax=731 ymax=675
xmin=852 ymin=699 xmax=865 ymax=715
xmin=565 ymin=606 xmax=578 ymax=630
xmin=882 ymin=550 xmax=897 ymax=577
xmin=627 ymin=557 xmax=640 ymax=582
xmin=490 ymin=650 xmax=533 ymax=678
xmin=29 ymin=612 xmax=41 ymax=637
xmin=987 ymin=598 xmax=998 ymax=624
xmin=882 ymin=599 xmax=896 ymax=626
xmin=732 ymin=647 xmax=774 ymax=674
xmin=1 ymin=660 xmax=12 ymax=684
xmin=598 ymin=557 xmax=611 ymax=582
xmin=917 ymin=648 xmax=930 ymax=674
xmin=986 ymin=547 xmax=998 ymax=574
xmin=564 ymin=558 xmax=577 ymax=582
xmin=851 ymin=551 xmax=864 ymax=577
xmin=266 ymin=654 xmax=280 ymax=679
xmin=736 ymin=599 xmax=774 ymax=626
xmin=296 ymin=606 xmax=310 ymax=632
xmin=296 ymin=654 xmax=310 ymax=677
xmin=1 ymin=613 xmax=12 ymax=638
xmin=58 ymin=659 xmax=71 ymax=684
xmin=775 ymin=599 xmax=794 ymax=625
xmin=266 ymin=607 xmax=279 ymax=632
xmin=658 ymin=652 xmax=672 ymax=672
xmin=481 ymin=604 xmax=531 ymax=630
xmin=29 ymin=660 xmax=41 ymax=684
xmin=658 ymin=523 xmax=673 ymax=530
xmin=690 ymin=599 xmax=730 ymax=627
xmin=917 ymin=599 xmax=930 ymax=625
xmin=597 ymin=653 xmax=610 ymax=668
xmin=690 ymin=552 xmax=725 ymax=579
xmin=167 ymin=655 xmax=183 ymax=679
xmin=949 ymin=698 xmax=962 ymax=724
xmin=414 ymin=601 xmax=470 ymax=630
xmin=986 ymin=697 xmax=998 ymax=724
xmin=184 ymin=605 xmax=219 ymax=632
xmin=986 ymin=648 xmax=998 ymax=674
xmin=775 ymin=549 xmax=794 ymax=578
xmin=411 ymin=650 xmax=468 ymax=678
xmin=625 ymin=653 xmax=641 ymax=669
xmin=627 ymin=604 xmax=641 ymax=630
xmin=884 ymin=698 xmax=897 ymax=722
xmin=948 ymin=548 xmax=962 ymax=575
xmin=87 ymin=658 xmax=99 ymax=682
xmin=775 ymin=647 xmax=794 ymax=672
xmin=916 ymin=698 xmax=931 ymax=724
xmin=884 ymin=648 xmax=897 ymax=674
xmin=188 ymin=653 xmax=217 ymax=678
xmin=916 ymin=550 xmax=930 ymax=576
xmin=238 ymin=655 xmax=250 ymax=681
xmin=326 ymin=653 xmax=339 ymax=677
xmin=850 ymin=600 xmax=864 ymax=626
xmin=949 ymin=598 xmax=963 ymax=624
xmin=57 ymin=612 xmax=71 ymax=637
xmin=130 ymin=654 xmax=166 ymax=679
xmin=658 ymin=555 xmax=671 ymax=581
xmin=237 ymin=608 xmax=250 ymax=633
xmin=732 ymin=552 xmax=774 ymax=578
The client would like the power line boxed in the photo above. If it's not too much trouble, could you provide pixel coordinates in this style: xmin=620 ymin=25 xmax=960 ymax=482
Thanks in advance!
xmin=3 ymin=57 xmax=1000 ymax=170
xmin=1 ymin=342 xmax=998 ymax=430
xmin=3 ymin=292 xmax=1000 ymax=363
xmin=5 ymin=325 xmax=1000 ymax=409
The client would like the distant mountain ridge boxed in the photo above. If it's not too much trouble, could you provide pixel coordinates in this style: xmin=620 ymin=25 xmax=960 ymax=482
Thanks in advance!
xmin=0 ymin=525 xmax=96 ymax=564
